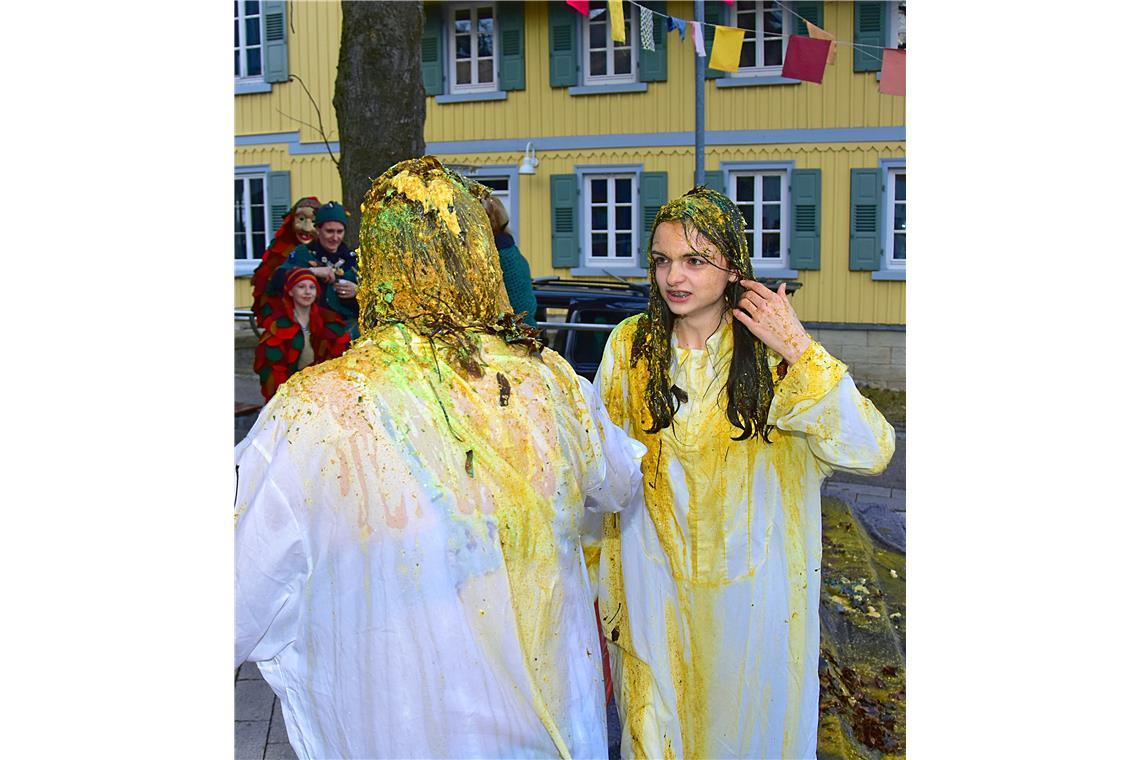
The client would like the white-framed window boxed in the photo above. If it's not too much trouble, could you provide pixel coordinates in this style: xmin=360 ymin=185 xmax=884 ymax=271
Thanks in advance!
xmin=449 ymin=3 xmax=498 ymax=92
xmin=457 ymin=169 xmax=515 ymax=235
xmin=731 ymin=1 xmax=790 ymax=75
xmin=584 ymin=173 xmax=638 ymax=264
xmin=234 ymin=1 xmax=263 ymax=81
xmin=235 ymin=171 xmax=270 ymax=262
xmin=889 ymin=1 xmax=906 ymax=50
xmin=886 ymin=168 xmax=905 ymax=268
xmin=729 ymin=170 xmax=789 ymax=268
xmin=583 ymin=0 xmax=637 ymax=84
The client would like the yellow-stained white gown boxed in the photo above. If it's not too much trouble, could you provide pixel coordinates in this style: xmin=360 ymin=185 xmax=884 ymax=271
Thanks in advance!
xmin=235 ymin=326 xmax=645 ymax=760
xmin=596 ymin=316 xmax=895 ymax=759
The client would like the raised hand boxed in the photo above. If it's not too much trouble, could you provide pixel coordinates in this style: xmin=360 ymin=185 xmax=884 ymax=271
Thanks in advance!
xmin=732 ymin=280 xmax=811 ymax=364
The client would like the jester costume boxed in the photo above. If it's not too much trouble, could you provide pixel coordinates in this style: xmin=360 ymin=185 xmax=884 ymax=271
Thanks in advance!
xmin=251 ymin=196 xmax=320 ymax=330
xmin=252 ymin=271 xmax=351 ymax=402
xmin=596 ymin=188 xmax=896 ymax=759
xmin=235 ymin=157 xmax=645 ymax=759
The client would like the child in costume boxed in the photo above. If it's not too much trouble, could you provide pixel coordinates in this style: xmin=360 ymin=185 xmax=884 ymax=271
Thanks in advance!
xmin=252 ymin=268 xmax=351 ymax=402
xmin=235 ymin=158 xmax=646 ymax=759
xmin=596 ymin=186 xmax=895 ymax=759
xmin=251 ymin=196 xmax=321 ymax=331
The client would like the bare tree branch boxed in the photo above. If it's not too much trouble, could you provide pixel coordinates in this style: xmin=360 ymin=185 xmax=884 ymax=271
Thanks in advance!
xmin=288 ymin=73 xmax=340 ymax=169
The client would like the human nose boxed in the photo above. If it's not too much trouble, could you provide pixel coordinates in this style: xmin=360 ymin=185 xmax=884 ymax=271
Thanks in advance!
xmin=664 ymin=262 xmax=684 ymax=286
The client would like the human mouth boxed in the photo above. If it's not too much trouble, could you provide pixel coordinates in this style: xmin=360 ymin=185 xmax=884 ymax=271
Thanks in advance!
xmin=665 ymin=290 xmax=691 ymax=303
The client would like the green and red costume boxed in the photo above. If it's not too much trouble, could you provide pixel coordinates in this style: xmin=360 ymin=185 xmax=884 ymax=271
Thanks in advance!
xmin=253 ymin=277 xmax=352 ymax=402
xmin=251 ymin=196 xmax=320 ymax=330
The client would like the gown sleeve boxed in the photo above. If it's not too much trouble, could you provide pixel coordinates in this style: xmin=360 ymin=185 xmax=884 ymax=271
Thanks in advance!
xmin=576 ymin=374 xmax=646 ymax=515
xmin=234 ymin=415 xmax=311 ymax=668
xmin=767 ymin=340 xmax=896 ymax=477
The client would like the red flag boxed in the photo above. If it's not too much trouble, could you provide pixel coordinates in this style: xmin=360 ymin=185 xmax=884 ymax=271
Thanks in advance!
xmin=567 ymin=0 xmax=589 ymax=15
xmin=880 ymin=48 xmax=906 ymax=96
xmin=781 ymin=34 xmax=830 ymax=84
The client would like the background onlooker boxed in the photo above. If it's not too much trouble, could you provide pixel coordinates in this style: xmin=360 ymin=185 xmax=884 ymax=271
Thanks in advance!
xmin=482 ymin=195 xmax=538 ymax=328
xmin=270 ymin=201 xmax=361 ymax=338
xmin=251 ymin=196 xmax=321 ymax=330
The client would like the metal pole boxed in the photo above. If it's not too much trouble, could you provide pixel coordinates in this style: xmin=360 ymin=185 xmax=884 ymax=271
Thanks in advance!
xmin=694 ymin=0 xmax=705 ymax=186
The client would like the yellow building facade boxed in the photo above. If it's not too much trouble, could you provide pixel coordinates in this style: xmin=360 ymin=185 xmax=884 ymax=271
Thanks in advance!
xmin=235 ymin=1 xmax=906 ymax=383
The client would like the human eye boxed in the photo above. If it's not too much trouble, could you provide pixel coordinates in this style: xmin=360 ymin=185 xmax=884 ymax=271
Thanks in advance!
xmin=651 ymin=255 xmax=668 ymax=267
xmin=686 ymin=255 xmax=706 ymax=267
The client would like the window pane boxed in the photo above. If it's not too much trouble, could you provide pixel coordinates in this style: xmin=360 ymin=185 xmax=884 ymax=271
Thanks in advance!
xmin=735 ymin=175 xmax=754 ymax=202
xmin=745 ymin=232 xmax=755 ymax=258
xmin=234 ymin=18 xmax=240 ymax=47
xmin=616 ymin=206 xmax=632 ymax=231
xmin=249 ymin=179 xmax=264 ymax=205
xmin=590 ymin=23 xmax=605 ymax=48
xmin=615 ymin=178 xmax=631 ymax=203
xmin=761 ymin=203 xmax=780 ymax=230
xmin=895 ymin=173 xmax=906 ymax=201
xmin=251 ymin=206 xmax=266 ymax=233
xmin=761 ymin=232 xmax=780 ymax=258
xmin=456 ymin=61 xmax=471 ymax=84
xmin=893 ymin=234 xmax=906 ymax=260
xmin=456 ymin=34 xmax=471 ymax=59
xmin=253 ymin=231 xmax=266 ymax=257
xmin=478 ymin=6 xmax=493 ymax=22
xmin=763 ymin=39 xmax=782 ymax=66
xmin=235 ymin=178 xmax=244 ymax=204
xmin=235 ymin=49 xmax=241 ymax=76
xmin=479 ymin=177 xmax=509 ymax=191
xmin=478 ymin=59 xmax=493 ymax=82
xmin=894 ymin=203 xmax=906 ymax=231
xmin=246 ymin=17 xmax=261 ymax=46
xmin=737 ymin=203 xmax=754 ymax=229
xmin=614 ymin=48 xmax=631 ymax=75
xmin=592 ymin=233 xmax=609 ymax=257
xmin=590 ymin=50 xmax=606 ymax=75
xmin=235 ymin=233 xmax=245 ymax=260
xmin=247 ymin=48 xmax=261 ymax=76
xmin=615 ymin=233 xmax=632 ymax=258
xmin=762 ymin=175 xmax=780 ymax=201
xmin=763 ymin=9 xmax=782 ymax=34
xmin=478 ymin=34 xmax=493 ymax=58
xmin=456 ymin=8 xmax=470 ymax=23
xmin=591 ymin=207 xmax=609 ymax=232
xmin=245 ymin=1 xmax=259 ymax=15
xmin=591 ymin=179 xmax=607 ymax=203
xmin=740 ymin=41 xmax=756 ymax=68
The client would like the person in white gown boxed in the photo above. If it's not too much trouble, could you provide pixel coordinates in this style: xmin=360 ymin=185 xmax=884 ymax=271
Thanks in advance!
xmin=595 ymin=186 xmax=895 ymax=759
xmin=235 ymin=157 xmax=645 ymax=760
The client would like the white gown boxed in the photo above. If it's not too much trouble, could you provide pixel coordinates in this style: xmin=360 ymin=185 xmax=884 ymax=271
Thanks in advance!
xmin=235 ymin=325 xmax=645 ymax=759
xmin=596 ymin=317 xmax=895 ymax=759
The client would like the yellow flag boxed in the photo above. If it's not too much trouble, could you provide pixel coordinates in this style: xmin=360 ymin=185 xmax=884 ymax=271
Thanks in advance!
xmin=709 ymin=25 xmax=745 ymax=73
xmin=806 ymin=20 xmax=837 ymax=65
xmin=608 ymin=0 xmax=626 ymax=44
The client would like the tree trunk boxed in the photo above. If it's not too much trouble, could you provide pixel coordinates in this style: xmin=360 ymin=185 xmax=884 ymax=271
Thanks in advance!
xmin=334 ymin=1 xmax=426 ymax=247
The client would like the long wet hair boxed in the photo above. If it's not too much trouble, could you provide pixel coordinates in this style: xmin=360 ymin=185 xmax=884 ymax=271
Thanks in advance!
xmin=631 ymin=186 xmax=775 ymax=442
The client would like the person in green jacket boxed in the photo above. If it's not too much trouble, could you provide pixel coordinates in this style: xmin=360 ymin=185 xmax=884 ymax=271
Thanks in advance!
xmin=482 ymin=195 xmax=538 ymax=328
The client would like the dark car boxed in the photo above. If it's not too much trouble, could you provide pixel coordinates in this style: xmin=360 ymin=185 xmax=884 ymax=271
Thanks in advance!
xmin=532 ymin=276 xmax=801 ymax=378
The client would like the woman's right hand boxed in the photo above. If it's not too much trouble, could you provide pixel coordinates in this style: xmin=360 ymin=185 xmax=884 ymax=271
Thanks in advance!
xmin=310 ymin=266 xmax=336 ymax=283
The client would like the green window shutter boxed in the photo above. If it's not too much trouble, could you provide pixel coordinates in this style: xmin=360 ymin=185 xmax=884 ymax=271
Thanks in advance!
xmin=704 ymin=2 xmax=726 ymax=79
xmin=794 ymin=2 xmax=823 ymax=35
xmin=849 ymin=169 xmax=882 ymax=271
xmin=550 ymin=174 xmax=580 ymax=268
xmin=702 ymin=169 xmax=725 ymax=195
xmin=853 ymin=1 xmax=886 ymax=72
xmin=789 ymin=169 xmax=821 ymax=270
xmin=267 ymin=171 xmax=292 ymax=234
xmin=263 ymin=1 xmax=289 ymax=83
xmin=548 ymin=0 xmax=580 ymax=88
xmin=638 ymin=2 xmax=668 ymax=83
xmin=638 ymin=172 xmax=669 ymax=267
xmin=498 ymin=1 xmax=526 ymax=91
xmin=422 ymin=3 xmax=444 ymax=96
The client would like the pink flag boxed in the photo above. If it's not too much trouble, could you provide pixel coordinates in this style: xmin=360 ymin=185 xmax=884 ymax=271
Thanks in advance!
xmin=781 ymin=34 xmax=831 ymax=83
xmin=691 ymin=21 xmax=706 ymax=57
xmin=566 ymin=0 xmax=589 ymax=15
xmin=880 ymin=48 xmax=905 ymax=96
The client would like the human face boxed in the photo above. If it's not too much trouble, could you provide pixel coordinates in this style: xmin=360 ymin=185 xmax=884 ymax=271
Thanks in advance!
xmin=317 ymin=221 xmax=345 ymax=253
xmin=650 ymin=220 xmax=736 ymax=328
xmin=288 ymin=279 xmax=318 ymax=308
xmin=292 ymin=205 xmax=316 ymax=244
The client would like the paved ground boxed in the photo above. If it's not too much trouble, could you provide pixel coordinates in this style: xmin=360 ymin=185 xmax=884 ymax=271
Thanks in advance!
xmin=233 ymin=323 xmax=905 ymax=758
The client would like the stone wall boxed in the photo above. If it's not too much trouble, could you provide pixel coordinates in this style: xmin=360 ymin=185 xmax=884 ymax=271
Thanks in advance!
xmin=808 ymin=326 xmax=906 ymax=391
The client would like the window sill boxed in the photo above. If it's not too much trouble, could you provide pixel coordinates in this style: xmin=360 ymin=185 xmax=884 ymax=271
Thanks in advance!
xmin=871 ymin=268 xmax=906 ymax=281
xmin=234 ymin=261 xmax=260 ymax=277
xmin=234 ymin=80 xmax=272 ymax=95
xmin=435 ymin=90 xmax=508 ymax=104
xmin=570 ymin=265 xmax=648 ymax=278
xmin=569 ymin=82 xmax=648 ymax=96
xmin=716 ymin=75 xmax=800 ymax=88
xmin=751 ymin=266 xmax=800 ymax=279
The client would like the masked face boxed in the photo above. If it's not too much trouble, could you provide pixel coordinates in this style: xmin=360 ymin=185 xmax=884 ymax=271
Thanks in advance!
xmin=293 ymin=206 xmax=317 ymax=245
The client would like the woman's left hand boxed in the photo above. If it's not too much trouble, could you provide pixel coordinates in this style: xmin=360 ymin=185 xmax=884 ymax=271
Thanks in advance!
xmin=334 ymin=280 xmax=357 ymax=300
xmin=732 ymin=280 xmax=812 ymax=364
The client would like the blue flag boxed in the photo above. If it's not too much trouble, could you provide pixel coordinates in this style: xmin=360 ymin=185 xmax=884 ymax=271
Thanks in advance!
xmin=666 ymin=15 xmax=686 ymax=41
